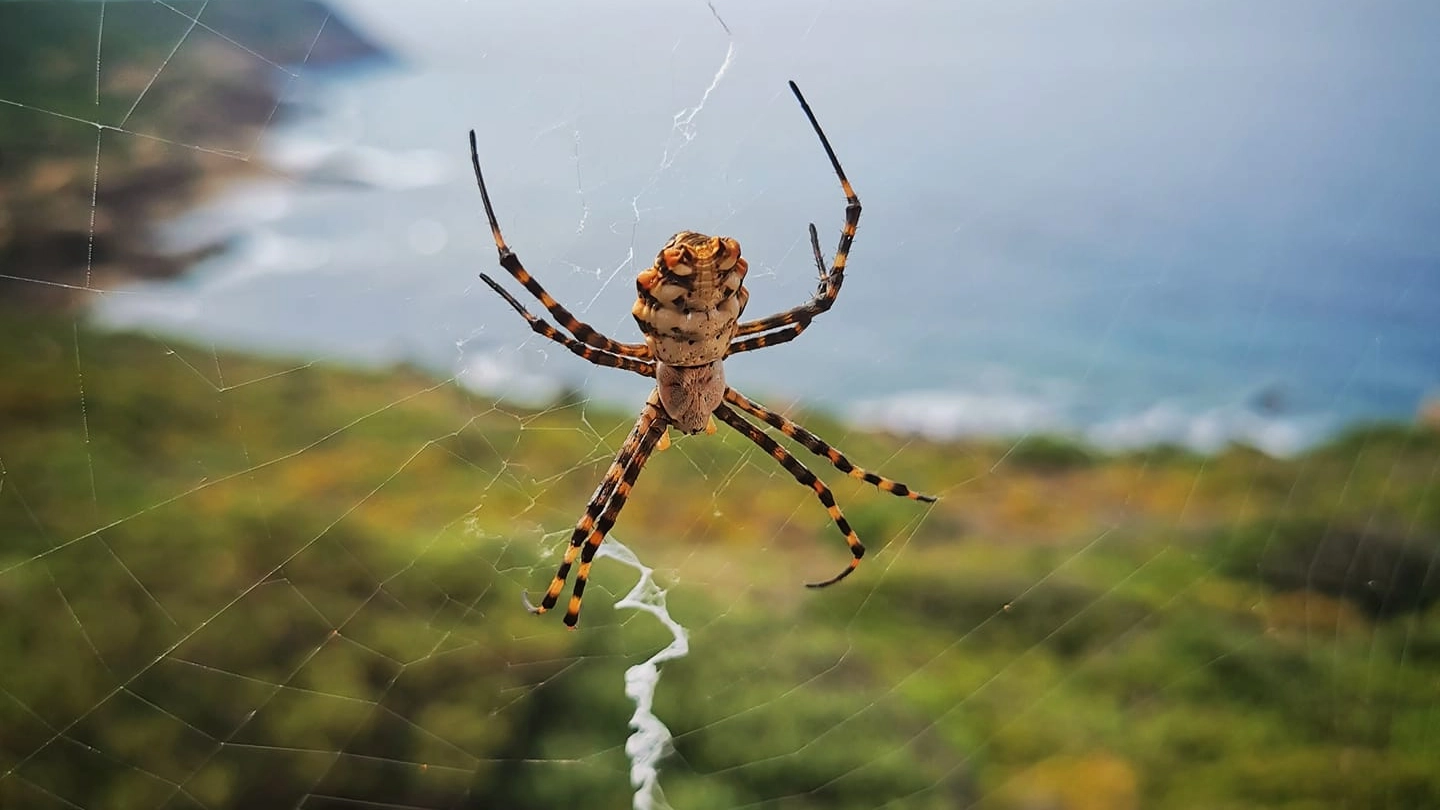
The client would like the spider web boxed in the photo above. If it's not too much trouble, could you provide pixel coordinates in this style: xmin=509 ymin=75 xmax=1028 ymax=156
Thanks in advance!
xmin=3 ymin=2 xmax=1440 ymax=809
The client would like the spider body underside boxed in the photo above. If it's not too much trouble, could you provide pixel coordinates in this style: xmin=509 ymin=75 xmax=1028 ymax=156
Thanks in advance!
xmin=471 ymin=81 xmax=935 ymax=627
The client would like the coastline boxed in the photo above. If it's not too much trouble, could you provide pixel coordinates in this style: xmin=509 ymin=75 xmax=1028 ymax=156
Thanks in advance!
xmin=0 ymin=0 xmax=390 ymax=309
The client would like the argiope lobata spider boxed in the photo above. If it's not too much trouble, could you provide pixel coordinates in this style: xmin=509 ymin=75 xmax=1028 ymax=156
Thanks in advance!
xmin=471 ymin=81 xmax=935 ymax=627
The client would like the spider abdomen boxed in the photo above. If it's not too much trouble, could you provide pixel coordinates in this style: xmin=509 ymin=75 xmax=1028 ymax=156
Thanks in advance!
xmin=632 ymin=231 xmax=750 ymax=366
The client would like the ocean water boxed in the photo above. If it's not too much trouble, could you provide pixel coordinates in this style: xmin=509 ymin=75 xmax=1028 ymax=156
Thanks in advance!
xmin=94 ymin=0 xmax=1440 ymax=455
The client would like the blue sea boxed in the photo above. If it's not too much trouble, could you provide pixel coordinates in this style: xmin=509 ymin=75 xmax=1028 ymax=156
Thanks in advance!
xmin=94 ymin=0 xmax=1440 ymax=455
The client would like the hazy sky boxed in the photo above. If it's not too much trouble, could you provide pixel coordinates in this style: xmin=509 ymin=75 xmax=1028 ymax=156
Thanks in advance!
xmin=326 ymin=0 xmax=1440 ymax=315
xmin=93 ymin=0 xmax=1440 ymax=448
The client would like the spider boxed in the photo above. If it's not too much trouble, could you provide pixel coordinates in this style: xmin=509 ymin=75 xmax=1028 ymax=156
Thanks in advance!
xmin=471 ymin=81 xmax=935 ymax=627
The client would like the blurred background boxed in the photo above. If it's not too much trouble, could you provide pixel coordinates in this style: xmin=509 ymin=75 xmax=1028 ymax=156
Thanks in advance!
xmin=2 ymin=1 xmax=1438 ymax=808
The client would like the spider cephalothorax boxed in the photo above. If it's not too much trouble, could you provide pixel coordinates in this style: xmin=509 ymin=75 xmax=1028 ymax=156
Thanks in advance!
xmin=470 ymin=82 xmax=935 ymax=627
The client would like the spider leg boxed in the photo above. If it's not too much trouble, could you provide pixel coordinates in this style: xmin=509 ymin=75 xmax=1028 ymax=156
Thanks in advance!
xmin=732 ymin=82 xmax=859 ymax=342
xmin=566 ymin=418 xmax=669 ymax=627
xmin=712 ymin=403 xmax=862 ymax=588
xmin=724 ymin=388 xmax=937 ymax=502
xmin=728 ymin=323 xmax=808 ymax=355
xmin=470 ymin=130 xmax=651 ymax=359
xmin=527 ymin=393 xmax=670 ymax=627
xmin=480 ymin=274 xmax=656 ymax=378
xmin=727 ymin=225 xmax=826 ymax=354
xmin=807 ymin=221 xmax=829 ymax=280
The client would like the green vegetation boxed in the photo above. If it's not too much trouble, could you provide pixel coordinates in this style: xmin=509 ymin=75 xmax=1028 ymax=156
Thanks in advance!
xmin=2 ymin=312 xmax=1438 ymax=809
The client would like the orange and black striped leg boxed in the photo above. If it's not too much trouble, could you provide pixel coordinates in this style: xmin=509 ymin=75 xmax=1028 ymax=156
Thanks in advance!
xmin=524 ymin=419 xmax=645 ymax=619
xmin=790 ymin=80 xmax=862 ymax=291
xmin=712 ymin=403 xmax=863 ymax=588
xmin=734 ymin=83 xmax=860 ymax=340
xmin=565 ymin=410 xmax=669 ymax=626
xmin=727 ymin=323 xmax=808 ymax=355
xmin=469 ymin=130 xmax=651 ymax=359
xmin=527 ymin=394 xmax=669 ymax=627
xmin=480 ymin=274 xmax=656 ymax=378
xmin=723 ymin=388 xmax=937 ymax=503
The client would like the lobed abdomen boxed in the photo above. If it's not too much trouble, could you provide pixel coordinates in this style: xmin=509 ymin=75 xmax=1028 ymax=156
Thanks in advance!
xmin=632 ymin=231 xmax=750 ymax=367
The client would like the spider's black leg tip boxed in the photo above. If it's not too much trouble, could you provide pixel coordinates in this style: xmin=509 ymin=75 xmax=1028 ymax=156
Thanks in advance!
xmin=521 ymin=589 xmax=548 ymax=615
xmin=804 ymin=571 xmax=850 ymax=589
xmin=478 ymin=273 xmax=507 ymax=297
xmin=918 ymin=493 xmax=939 ymax=504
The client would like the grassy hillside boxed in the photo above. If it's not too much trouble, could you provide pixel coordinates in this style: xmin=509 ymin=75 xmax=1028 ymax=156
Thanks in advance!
xmin=1 ymin=313 xmax=1437 ymax=808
